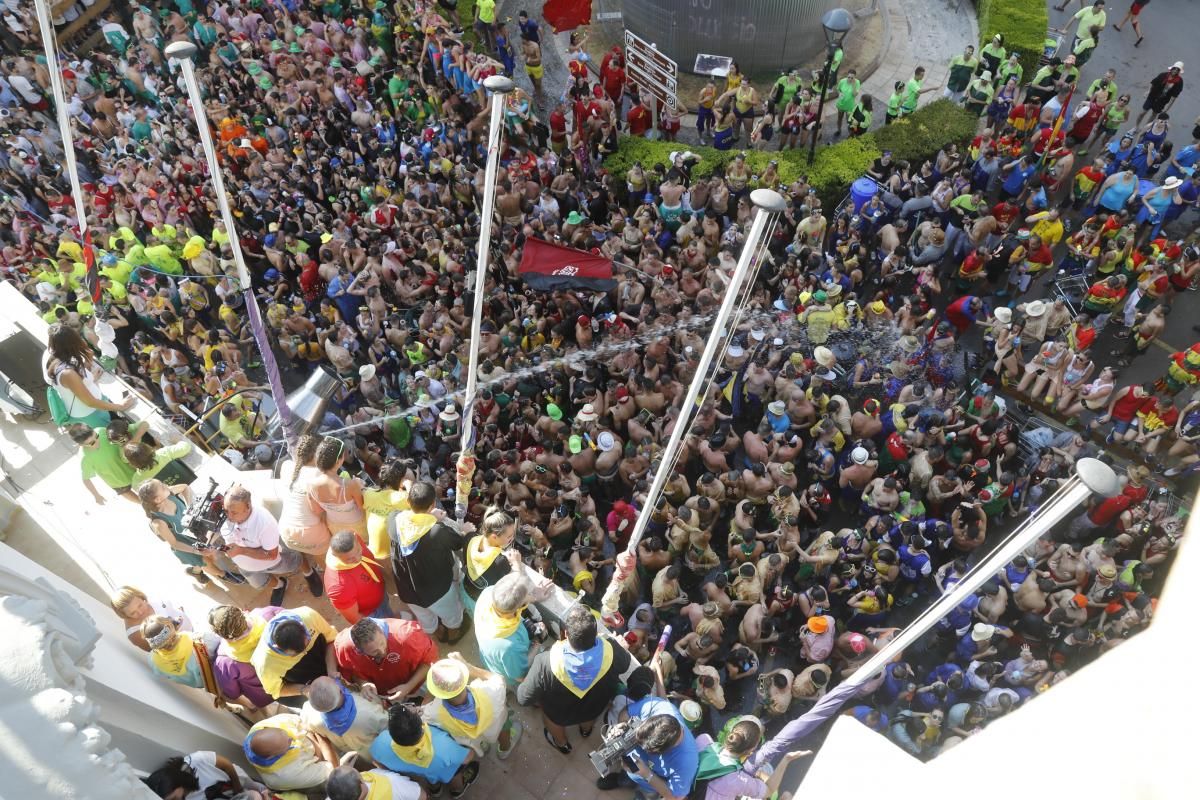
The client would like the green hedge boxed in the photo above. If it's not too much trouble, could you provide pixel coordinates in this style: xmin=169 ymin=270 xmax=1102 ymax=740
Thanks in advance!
xmin=976 ymin=0 xmax=1048 ymax=84
xmin=604 ymin=100 xmax=978 ymax=211
xmin=457 ymin=0 xmax=480 ymax=47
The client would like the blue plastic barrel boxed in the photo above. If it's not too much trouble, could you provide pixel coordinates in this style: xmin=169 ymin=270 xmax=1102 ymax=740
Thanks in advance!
xmin=850 ymin=177 xmax=878 ymax=213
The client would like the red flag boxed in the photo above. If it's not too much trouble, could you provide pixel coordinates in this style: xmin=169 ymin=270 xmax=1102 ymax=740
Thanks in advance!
xmin=542 ymin=0 xmax=592 ymax=33
xmin=82 ymin=229 xmax=101 ymax=303
xmin=518 ymin=236 xmax=615 ymax=291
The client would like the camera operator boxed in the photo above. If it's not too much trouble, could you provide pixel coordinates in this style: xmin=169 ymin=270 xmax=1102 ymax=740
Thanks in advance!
xmin=596 ymin=667 xmax=698 ymax=799
xmin=220 ymin=485 xmax=321 ymax=606
xmin=136 ymin=478 xmax=227 ymax=586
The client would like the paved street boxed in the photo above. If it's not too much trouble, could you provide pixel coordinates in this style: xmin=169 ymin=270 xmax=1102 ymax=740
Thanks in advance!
xmin=1043 ymin=0 xmax=1200 ymax=388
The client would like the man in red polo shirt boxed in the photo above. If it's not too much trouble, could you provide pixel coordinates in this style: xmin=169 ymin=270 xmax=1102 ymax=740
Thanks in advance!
xmin=334 ymin=617 xmax=438 ymax=701
xmin=325 ymin=531 xmax=388 ymax=624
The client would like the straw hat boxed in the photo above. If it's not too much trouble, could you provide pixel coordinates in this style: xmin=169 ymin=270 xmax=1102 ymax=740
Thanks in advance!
xmin=358 ymin=364 xmax=376 ymax=381
xmin=426 ymin=658 xmax=470 ymax=699
xmin=814 ymin=346 xmax=836 ymax=368
xmin=898 ymin=335 xmax=921 ymax=354
xmin=768 ymin=400 xmax=787 ymax=416
xmin=971 ymin=623 xmax=996 ymax=642
xmin=439 ymin=404 xmax=460 ymax=422
xmin=851 ymin=446 xmax=869 ymax=465
xmin=1024 ymin=300 xmax=1047 ymax=318
xmin=576 ymin=403 xmax=598 ymax=423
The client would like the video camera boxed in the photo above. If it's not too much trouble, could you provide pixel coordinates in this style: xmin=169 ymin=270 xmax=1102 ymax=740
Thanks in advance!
xmin=181 ymin=478 xmax=229 ymax=543
xmin=588 ymin=720 xmax=642 ymax=778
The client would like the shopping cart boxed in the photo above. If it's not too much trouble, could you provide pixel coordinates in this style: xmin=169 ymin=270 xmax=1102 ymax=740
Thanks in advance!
xmin=1040 ymin=27 xmax=1066 ymax=67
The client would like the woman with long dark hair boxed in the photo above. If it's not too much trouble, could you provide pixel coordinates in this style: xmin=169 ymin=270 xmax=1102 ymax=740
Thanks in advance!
xmin=43 ymin=322 xmax=135 ymax=428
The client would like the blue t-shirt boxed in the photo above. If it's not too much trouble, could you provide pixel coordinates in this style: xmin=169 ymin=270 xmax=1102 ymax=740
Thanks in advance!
xmin=955 ymin=634 xmax=986 ymax=663
xmin=370 ymin=726 xmax=470 ymax=785
xmin=1167 ymin=145 xmax=1199 ymax=179
xmin=1002 ymin=162 xmax=1035 ymax=195
xmin=625 ymin=698 xmax=699 ymax=798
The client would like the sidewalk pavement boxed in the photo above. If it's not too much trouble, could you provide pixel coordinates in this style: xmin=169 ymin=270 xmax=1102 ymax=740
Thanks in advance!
xmin=639 ymin=0 xmax=977 ymax=146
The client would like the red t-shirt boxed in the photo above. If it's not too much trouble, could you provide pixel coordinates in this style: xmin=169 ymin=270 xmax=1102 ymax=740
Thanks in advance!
xmin=333 ymin=618 xmax=438 ymax=694
xmin=627 ymin=105 xmax=652 ymax=136
xmin=991 ymin=201 xmax=1019 ymax=228
xmin=324 ymin=538 xmax=387 ymax=618
xmin=1110 ymin=388 xmax=1149 ymax=422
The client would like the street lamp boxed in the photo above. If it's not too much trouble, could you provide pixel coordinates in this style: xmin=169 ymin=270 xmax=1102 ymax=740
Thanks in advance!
xmin=164 ymin=41 xmax=296 ymax=448
xmin=807 ymin=7 xmax=854 ymax=165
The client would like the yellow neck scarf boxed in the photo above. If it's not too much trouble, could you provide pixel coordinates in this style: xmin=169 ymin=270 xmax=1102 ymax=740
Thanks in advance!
xmin=549 ymin=639 xmax=614 ymax=699
xmin=475 ymin=590 xmax=524 ymax=640
xmin=391 ymin=725 xmax=435 ymax=768
xmin=247 ymin=716 xmax=305 ymax=773
xmin=325 ymin=548 xmax=384 ymax=582
xmin=222 ymin=614 xmax=266 ymax=663
xmin=436 ymin=687 xmax=496 ymax=741
xmin=465 ymin=535 xmax=502 ymax=581
xmin=151 ymin=632 xmax=195 ymax=676
xmin=394 ymin=511 xmax=438 ymax=555
xmin=362 ymin=772 xmax=395 ymax=800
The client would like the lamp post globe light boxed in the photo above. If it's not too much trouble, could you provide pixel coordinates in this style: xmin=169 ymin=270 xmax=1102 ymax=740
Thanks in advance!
xmin=807 ymin=8 xmax=854 ymax=165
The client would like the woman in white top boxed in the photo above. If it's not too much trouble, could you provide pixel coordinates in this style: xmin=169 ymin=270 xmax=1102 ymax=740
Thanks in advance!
xmin=277 ymin=434 xmax=331 ymax=569
xmin=44 ymin=323 xmax=135 ymax=428
xmin=108 ymin=585 xmax=192 ymax=652
xmin=143 ymin=751 xmax=265 ymax=800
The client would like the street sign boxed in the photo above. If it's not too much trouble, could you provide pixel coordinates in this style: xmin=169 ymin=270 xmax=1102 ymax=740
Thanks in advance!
xmin=623 ymin=29 xmax=678 ymax=106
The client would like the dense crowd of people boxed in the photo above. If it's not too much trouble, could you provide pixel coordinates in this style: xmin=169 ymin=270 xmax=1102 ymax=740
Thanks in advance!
xmin=0 ymin=1 xmax=1193 ymax=798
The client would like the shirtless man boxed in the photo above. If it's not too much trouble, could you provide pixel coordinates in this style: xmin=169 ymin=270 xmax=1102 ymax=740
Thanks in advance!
xmin=767 ymin=460 xmax=799 ymax=491
xmin=862 ymin=476 xmax=901 ymax=513
xmin=594 ymin=430 xmax=623 ymax=498
xmin=739 ymin=602 xmax=779 ymax=653
xmin=633 ymin=376 xmax=666 ymax=414
xmin=1046 ymin=541 xmax=1089 ymax=588
xmin=568 ymin=436 xmax=598 ymax=488
xmin=673 ymin=631 xmax=720 ymax=665
xmin=742 ymin=463 xmax=775 ymax=508
xmin=838 ymin=447 xmax=878 ymax=507
xmin=1014 ymin=576 xmax=1056 ymax=614
xmin=976 ymin=580 xmax=1009 ymax=623
xmin=521 ymin=37 xmax=543 ymax=94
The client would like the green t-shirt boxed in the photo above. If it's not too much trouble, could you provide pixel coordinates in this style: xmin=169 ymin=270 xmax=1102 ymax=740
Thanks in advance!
xmin=773 ymin=75 xmax=803 ymax=106
xmin=388 ymin=75 xmax=410 ymax=100
xmin=887 ymin=91 xmax=903 ymax=116
xmin=129 ymin=441 xmax=192 ymax=486
xmin=82 ymin=431 xmax=136 ymax=489
xmin=998 ymin=61 xmax=1023 ymax=86
xmin=902 ymin=77 xmax=922 ymax=113
xmin=835 ymin=77 xmax=860 ymax=113
xmin=477 ymin=0 xmax=496 ymax=24
xmin=1073 ymin=7 xmax=1106 ymax=36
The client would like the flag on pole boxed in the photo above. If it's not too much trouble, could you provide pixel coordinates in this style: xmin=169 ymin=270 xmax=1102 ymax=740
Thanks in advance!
xmin=81 ymin=230 xmax=101 ymax=303
xmin=542 ymin=0 xmax=592 ymax=33
xmin=518 ymin=237 xmax=615 ymax=291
